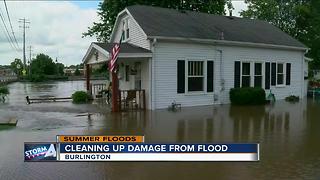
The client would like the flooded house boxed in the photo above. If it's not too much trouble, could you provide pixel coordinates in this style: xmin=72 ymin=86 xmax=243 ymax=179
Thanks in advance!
xmin=82 ymin=5 xmax=309 ymax=110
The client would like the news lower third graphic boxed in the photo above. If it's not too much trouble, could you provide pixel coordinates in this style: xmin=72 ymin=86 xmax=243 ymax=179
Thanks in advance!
xmin=24 ymin=143 xmax=57 ymax=161
xmin=24 ymin=135 xmax=259 ymax=162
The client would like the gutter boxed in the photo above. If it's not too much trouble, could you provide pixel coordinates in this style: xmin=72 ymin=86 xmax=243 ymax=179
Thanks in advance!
xmin=147 ymin=36 xmax=308 ymax=51
xmin=150 ymin=38 xmax=157 ymax=110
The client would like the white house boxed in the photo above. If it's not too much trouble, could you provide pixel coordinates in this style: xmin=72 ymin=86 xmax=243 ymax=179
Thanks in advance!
xmin=82 ymin=5 xmax=309 ymax=110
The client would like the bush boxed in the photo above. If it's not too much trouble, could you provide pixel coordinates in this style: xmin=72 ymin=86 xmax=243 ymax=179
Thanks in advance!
xmin=72 ymin=91 xmax=91 ymax=104
xmin=0 ymin=86 xmax=9 ymax=95
xmin=285 ymin=95 xmax=299 ymax=102
xmin=230 ymin=87 xmax=266 ymax=105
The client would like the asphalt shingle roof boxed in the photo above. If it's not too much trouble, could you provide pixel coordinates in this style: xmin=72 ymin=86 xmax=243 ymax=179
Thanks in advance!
xmin=93 ymin=42 xmax=151 ymax=53
xmin=127 ymin=5 xmax=306 ymax=48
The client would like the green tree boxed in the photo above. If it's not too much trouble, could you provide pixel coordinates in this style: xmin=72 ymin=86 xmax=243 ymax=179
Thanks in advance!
xmin=83 ymin=0 xmax=232 ymax=42
xmin=56 ymin=63 xmax=65 ymax=75
xmin=30 ymin=53 xmax=56 ymax=75
xmin=241 ymin=0 xmax=308 ymax=38
xmin=241 ymin=0 xmax=320 ymax=69
xmin=74 ymin=68 xmax=81 ymax=76
xmin=10 ymin=58 xmax=23 ymax=76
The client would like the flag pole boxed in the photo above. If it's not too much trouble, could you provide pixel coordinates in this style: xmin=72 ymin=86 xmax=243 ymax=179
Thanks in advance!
xmin=109 ymin=33 xmax=123 ymax=112
xmin=111 ymin=70 xmax=119 ymax=112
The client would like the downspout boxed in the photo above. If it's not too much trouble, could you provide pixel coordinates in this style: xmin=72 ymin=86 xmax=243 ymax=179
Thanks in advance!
xmin=150 ymin=38 xmax=157 ymax=110
xmin=214 ymin=46 xmax=224 ymax=104
xmin=302 ymin=49 xmax=308 ymax=98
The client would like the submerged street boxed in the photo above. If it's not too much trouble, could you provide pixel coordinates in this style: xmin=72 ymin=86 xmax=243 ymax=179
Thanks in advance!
xmin=0 ymin=81 xmax=320 ymax=179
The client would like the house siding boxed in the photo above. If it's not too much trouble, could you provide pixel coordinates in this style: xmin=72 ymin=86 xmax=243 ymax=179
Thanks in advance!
xmin=86 ymin=50 xmax=108 ymax=64
xmin=113 ymin=13 xmax=150 ymax=50
xmin=152 ymin=41 xmax=305 ymax=109
xmin=152 ymin=42 xmax=222 ymax=109
xmin=219 ymin=46 xmax=305 ymax=104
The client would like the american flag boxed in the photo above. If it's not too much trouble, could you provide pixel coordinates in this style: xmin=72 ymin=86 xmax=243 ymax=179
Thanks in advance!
xmin=108 ymin=38 xmax=122 ymax=73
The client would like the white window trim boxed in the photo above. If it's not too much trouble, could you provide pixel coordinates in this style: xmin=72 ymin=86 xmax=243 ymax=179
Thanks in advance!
xmin=182 ymin=59 xmax=216 ymax=95
xmin=253 ymin=62 xmax=264 ymax=88
xmin=239 ymin=61 xmax=265 ymax=89
xmin=240 ymin=61 xmax=251 ymax=88
xmin=121 ymin=17 xmax=130 ymax=42
xmin=276 ymin=62 xmax=286 ymax=87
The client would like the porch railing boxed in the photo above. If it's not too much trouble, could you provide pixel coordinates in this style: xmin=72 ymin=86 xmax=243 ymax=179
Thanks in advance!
xmin=119 ymin=89 xmax=146 ymax=111
xmin=90 ymin=83 xmax=108 ymax=98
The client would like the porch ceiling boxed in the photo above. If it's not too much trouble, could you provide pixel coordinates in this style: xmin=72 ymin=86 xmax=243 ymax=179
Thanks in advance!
xmin=83 ymin=42 xmax=152 ymax=64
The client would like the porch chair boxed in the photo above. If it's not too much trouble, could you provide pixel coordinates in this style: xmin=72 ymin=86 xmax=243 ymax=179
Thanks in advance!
xmin=122 ymin=90 xmax=138 ymax=110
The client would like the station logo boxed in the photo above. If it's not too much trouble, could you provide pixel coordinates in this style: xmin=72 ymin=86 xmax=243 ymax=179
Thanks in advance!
xmin=24 ymin=143 xmax=57 ymax=161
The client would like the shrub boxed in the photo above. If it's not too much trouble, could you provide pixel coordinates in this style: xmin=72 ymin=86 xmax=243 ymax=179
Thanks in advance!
xmin=285 ymin=95 xmax=299 ymax=102
xmin=0 ymin=86 xmax=9 ymax=95
xmin=230 ymin=87 xmax=266 ymax=105
xmin=72 ymin=91 xmax=91 ymax=103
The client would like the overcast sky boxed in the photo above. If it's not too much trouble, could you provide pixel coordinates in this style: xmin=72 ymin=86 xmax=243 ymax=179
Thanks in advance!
xmin=0 ymin=0 xmax=246 ymax=66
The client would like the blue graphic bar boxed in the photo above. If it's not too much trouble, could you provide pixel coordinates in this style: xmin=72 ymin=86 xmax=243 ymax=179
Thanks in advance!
xmin=59 ymin=143 xmax=258 ymax=153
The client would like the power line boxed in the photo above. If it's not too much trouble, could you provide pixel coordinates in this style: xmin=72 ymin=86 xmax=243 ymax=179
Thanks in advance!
xmin=0 ymin=7 xmax=19 ymax=53
xmin=3 ymin=0 xmax=20 ymax=50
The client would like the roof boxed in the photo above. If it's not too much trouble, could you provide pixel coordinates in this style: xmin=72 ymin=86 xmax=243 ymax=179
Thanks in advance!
xmin=83 ymin=42 xmax=152 ymax=64
xmin=127 ymin=5 xmax=306 ymax=49
xmin=93 ymin=42 xmax=151 ymax=54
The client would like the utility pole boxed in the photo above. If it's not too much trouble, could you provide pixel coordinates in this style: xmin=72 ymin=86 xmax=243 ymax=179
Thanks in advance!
xmin=19 ymin=18 xmax=30 ymax=76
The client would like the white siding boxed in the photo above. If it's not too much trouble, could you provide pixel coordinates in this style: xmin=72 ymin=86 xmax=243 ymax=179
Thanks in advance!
xmin=112 ymin=14 xmax=150 ymax=50
xmin=219 ymin=46 xmax=305 ymax=103
xmin=152 ymin=42 xmax=221 ymax=109
xmin=152 ymin=41 xmax=305 ymax=109
xmin=87 ymin=50 xmax=108 ymax=64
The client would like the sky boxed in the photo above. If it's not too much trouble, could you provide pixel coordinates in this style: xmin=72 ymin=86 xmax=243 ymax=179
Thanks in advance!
xmin=0 ymin=0 xmax=246 ymax=66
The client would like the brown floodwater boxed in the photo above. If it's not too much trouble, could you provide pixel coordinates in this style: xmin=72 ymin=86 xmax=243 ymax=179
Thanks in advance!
xmin=0 ymin=81 xmax=320 ymax=179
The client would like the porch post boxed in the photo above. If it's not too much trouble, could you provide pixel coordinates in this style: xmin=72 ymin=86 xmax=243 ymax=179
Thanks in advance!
xmin=111 ymin=71 xmax=119 ymax=112
xmin=85 ymin=64 xmax=91 ymax=93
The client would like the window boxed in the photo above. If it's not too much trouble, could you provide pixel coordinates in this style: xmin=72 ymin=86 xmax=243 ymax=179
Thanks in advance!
xmin=277 ymin=63 xmax=284 ymax=85
xmin=126 ymin=19 xmax=130 ymax=39
xmin=188 ymin=61 xmax=204 ymax=91
xmin=121 ymin=30 xmax=125 ymax=41
xmin=254 ymin=63 xmax=262 ymax=87
xmin=121 ymin=18 xmax=129 ymax=41
xmin=125 ymin=65 xmax=129 ymax=82
xmin=241 ymin=62 xmax=250 ymax=87
xmin=94 ymin=51 xmax=98 ymax=61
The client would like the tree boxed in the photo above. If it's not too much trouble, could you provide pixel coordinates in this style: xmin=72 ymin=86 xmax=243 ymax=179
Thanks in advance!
xmin=74 ymin=68 xmax=81 ymax=76
xmin=241 ymin=0 xmax=320 ymax=69
xmin=10 ymin=58 xmax=23 ymax=76
xmin=30 ymin=54 xmax=56 ymax=75
xmin=83 ymin=0 xmax=232 ymax=42
xmin=56 ymin=63 xmax=65 ymax=75
xmin=241 ymin=0 xmax=309 ymax=38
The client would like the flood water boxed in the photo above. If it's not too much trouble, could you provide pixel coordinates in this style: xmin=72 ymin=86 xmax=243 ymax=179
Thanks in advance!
xmin=1 ymin=81 xmax=320 ymax=179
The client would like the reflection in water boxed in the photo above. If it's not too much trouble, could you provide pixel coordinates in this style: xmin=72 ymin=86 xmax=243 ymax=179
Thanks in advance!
xmin=1 ymin=81 xmax=320 ymax=179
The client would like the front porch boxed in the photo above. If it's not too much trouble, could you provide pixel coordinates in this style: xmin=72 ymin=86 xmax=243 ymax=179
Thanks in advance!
xmin=82 ymin=42 xmax=152 ymax=111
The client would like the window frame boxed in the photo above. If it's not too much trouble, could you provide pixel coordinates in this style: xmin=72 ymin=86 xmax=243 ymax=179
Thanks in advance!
xmin=240 ymin=62 xmax=251 ymax=87
xmin=186 ymin=60 xmax=205 ymax=92
xmin=254 ymin=62 xmax=263 ymax=88
xmin=276 ymin=62 xmax=285 ymax=86
xmin=239 ymin=61 xmax=265 ymax=88
xmin=121 ymin=17 xmax=130 ymax=41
